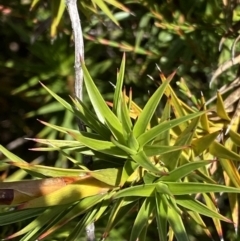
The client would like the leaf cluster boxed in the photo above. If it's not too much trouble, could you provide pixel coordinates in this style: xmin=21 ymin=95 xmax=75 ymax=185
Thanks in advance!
xmin=1 ymin=54 xmax=240 ymax=240
xmin=1 ymin=0 xmax=240 ymax=240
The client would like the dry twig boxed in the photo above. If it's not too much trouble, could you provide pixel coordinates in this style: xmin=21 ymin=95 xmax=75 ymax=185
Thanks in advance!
xmin=65 ymin=0 xmax=95 ymax=240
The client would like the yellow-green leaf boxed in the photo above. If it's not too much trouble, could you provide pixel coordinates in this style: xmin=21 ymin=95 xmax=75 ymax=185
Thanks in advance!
xmin=90 ymin=168 xmax=122 ymax=186
xmin=30 ymin=0 xmax=40 ymax=10
xmin=229 ymin=129 xmax=240 ymax=146
xmin=18 ymin=178 xmax=112 ymax=209
xmin=192 ymin=131 xmax=220 ymax=155
xmin=0 ymin=177 xmax=81 ymax=205
xmin=216 ymin=91 xmax=231 ymax=121
xmin=92 ymin=0 xmax=119 ymax=26
xmin=209 ymin=141 xmax=240 ymax=161
xmin=51 ymin=0 xmax=65 ymax=37
xmin=7 ymin=162 xmax=88 ymax=177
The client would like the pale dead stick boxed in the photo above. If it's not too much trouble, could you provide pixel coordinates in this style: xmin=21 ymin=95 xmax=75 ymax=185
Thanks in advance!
xmin=65 ymin=0 xmax=95 ymax=240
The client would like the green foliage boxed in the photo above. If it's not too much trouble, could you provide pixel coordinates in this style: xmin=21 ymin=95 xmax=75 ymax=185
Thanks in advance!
xmin=1 ymin=0 xmax=240 ymax=240
xmin=1 ymin=55 xmax=240 ymax=240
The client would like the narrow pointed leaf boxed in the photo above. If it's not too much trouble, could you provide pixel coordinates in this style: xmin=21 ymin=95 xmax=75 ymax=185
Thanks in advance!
xmin=81 ymin=60 xmax=124 ymax=142
xmin=192 ymin=131 xmax=220 ymax=155
xmin=0 ymin=208 xmax=44 ymax=225
xmin=94 ymin=198 xmax=111 ymax=221
xmin=5 ymin=205 xmax=68 ymax=240
xmin=144 ymin=145 xmax=187 ymax=157
xmin=166 ymin=182 xmax=240 ymax=195
xmin=219 ymin=138 xmax=240 ymax=187
xmin=50 ymin=0 xmax=65 ymax=37
xmin=38 ymin=119 xmax=78 ymax=134
xmin=23 ymin=205 xmax=72 ymax=241
xmin=30 ymin=0 xmax=40 ymax=10
xmin=120 ymin=91 xmax=133 ymax=133
xmin=157 ymin=98 xmax=171 ymax=145
xmin=209 ymin=141 xmax=240 ymax=161
xmin=128 ymin=96 xmax=143 ymax=119
xmin=203 ymin=193 xmax=223 ymax=240
xmin=25 ymin=102 xmax=64 ymax=118
xmin=68 ymin=131 xmax=127 ymax=158
xmin=130 ymin=197 xmax=155 ymax=241
xmin=8 ymin=162 xmax=88 ymax=177
xmin=63 ymin=213 xmax=94 ymax=241
xmin=167 ymin=200 xmax=190 ymax=241
xmin=17 ymin=178 xmax=111 ymax=209
xmin=223 ymin=167 xmax=239 ymax=231
xmin=138 ymin=111 xmax=204 ymax=147
xmin=187 ymin=211 xmax=213 ymax=239
xmin=105 ymin=198 xmax=137 ymax=235
xmin=138 ymin=224 xmax=148 ymax=241
xmin=155 ymin=193 xmax=168 ymax=241
xmin=216 ymin=91 xmax=231 ymax=121
xmin=40 ymin=83 xmax=73 ymax=111
xmin=113 ymin=53 xmax=125 ymax=114
xmin=90 ymin=168 xmax=122 ymax=186
xmin=0 ymin=145 xmax=26 ymax=163
xmin=176 ymin=195 xmax=231 ymax=222
xmin=164 ymin=116 xmax=200 ymax=170
xmin=161 ymin=71 xmax=190 ymax=128
xmin=104 ymin=0 xmax=132 ymax=13
xmin=36 ymin=194 xmax=104 ymax=239
xmin=220 ymin=159 xmax=240 ymax=188
xmin=0 ymin=177 xmax=81 ymax=205
xmin=92 ymin=0 xmax=119 ymax=26
xmin=27 ymin=138 xmax=81 ymax=147
xmin=114 ymin=184 xmax=156 ymax=199
xmin=229 ymin=129 xmax=240 ymax=146
xmin=199 ymin=93 xmax=210 ymax=132
xmin=228 ymin=192 xmax=239 ymax=232
xmin=71 ymin=97 xmax=111 ymax=138
xmin=133 ymin=78 xmax=170 ymax=138
xmin=160 ymin=160 xmax=213 ymax=182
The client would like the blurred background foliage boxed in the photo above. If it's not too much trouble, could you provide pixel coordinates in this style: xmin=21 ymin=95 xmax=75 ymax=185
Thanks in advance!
xmin=0 ymin=0 xmax=240 ymax=240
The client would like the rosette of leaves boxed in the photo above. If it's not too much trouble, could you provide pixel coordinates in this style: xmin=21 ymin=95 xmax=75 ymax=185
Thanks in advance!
xmin=1 ymin=54 xmax=240 ymax=241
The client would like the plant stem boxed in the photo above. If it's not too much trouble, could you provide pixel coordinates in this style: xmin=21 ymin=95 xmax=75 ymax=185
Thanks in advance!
xmin=66 ymin=0 xmax=84 ymax=101
xmin=65 ymin=1 xmax=95 ymax=240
